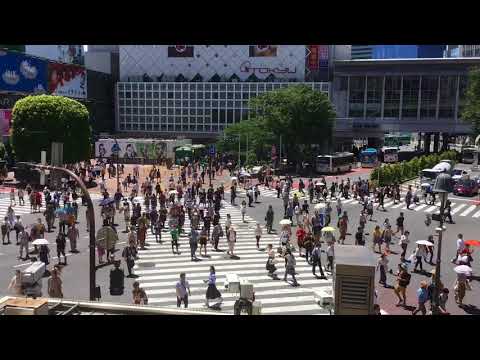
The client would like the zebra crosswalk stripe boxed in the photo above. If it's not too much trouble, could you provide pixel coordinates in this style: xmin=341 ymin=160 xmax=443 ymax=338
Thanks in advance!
xmin=451 ymin=204 xmax=466 ymax=215
xmin=133 ymin=200 xmax=331 ymax=314
xmin=460 ymin=205 xmax=477 ymax=217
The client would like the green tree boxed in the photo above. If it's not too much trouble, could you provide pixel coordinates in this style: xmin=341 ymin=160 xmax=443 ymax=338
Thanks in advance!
xmin=249 ymin=85 xmax=336 ymax=162
xmin=11 ymin=95 xmax=92 ymax=163
xmin=462 ymin=67 xmax=480 ymax=137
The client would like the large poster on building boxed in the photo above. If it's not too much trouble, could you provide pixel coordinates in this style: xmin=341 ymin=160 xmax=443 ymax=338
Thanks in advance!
xmin=0 ymin=109 xmax=12 ymax=137
xmin=249 ymin=45 xmax=277 ymax=57
xmin=168 ymin=46 xmax=194 ymax=58
xmin=0 ymin=50 xmax=48 ymax=93
xmin=48 ymin=62 xmax=87 ymax=99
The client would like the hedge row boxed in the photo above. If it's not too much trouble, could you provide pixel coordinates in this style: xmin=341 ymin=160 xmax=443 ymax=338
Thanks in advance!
xmin=370 ymin=150 xmax=458 ymax=186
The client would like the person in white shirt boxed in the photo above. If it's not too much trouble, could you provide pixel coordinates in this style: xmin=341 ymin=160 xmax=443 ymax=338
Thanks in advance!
xmin=294 ymin=205 xmax=301 ymax=227
xmin=240 ymin=201 xmax=247 ymax=223
xmin=456 ymin=234 xmax=465 ymax=255
xmin=326 ymin=242 xmax=335 ymax=272
xmin=413 ymin=245 xmax=427 ymax=272
xmin=399 ymin=231 xmax=410 ymax=261
xmin=255 ymin=223 xmax=263 ymax=249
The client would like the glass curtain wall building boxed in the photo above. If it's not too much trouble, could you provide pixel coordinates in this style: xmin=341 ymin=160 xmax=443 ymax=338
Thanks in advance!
xmin=116 ymin=82 xmax=329 ymax=136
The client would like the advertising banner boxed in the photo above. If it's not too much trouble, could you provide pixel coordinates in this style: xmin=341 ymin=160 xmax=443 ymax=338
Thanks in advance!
xmin=168 ymin=46 xmax=194 ymax=58
xmin=48 ymin=62 xmax=87 ymax=99
xmin=0 ymin=50 xmax=48 ymax=93
xmin=307 ymin=45 xmax=320 ymax=71
xmin=249 ymin=45 xmax=277 ymax=57
xmin=0 ymin=109 xmax=12 ymax=137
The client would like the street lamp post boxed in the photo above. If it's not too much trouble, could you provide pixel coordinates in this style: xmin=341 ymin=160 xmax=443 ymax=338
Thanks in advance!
xmin=431 ymin=171 xmax=453 ymax=315
xmin=18 ymin=162 xmax=98 ymax=301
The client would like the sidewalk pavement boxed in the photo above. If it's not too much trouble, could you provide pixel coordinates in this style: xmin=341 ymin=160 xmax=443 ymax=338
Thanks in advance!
xmin=93 ymin=164 xmax=234 ymax=196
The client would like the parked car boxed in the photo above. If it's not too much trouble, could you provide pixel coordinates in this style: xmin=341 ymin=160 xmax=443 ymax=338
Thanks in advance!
xmin=452 ymin=168 xmax=468 ymax=184
xmin=453 ymin=178 xmax=479 ymax=196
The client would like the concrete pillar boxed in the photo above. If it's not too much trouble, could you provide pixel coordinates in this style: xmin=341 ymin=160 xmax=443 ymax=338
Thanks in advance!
xmin=441 ymin=133 xmax=449 ymax=151
xmin=433 ymin=133 xmax=440 ymax=153
xmin=424 ymin=133 xmax=431 ymax=154
xmin=417 ymin=132 xmax=422 ymax=151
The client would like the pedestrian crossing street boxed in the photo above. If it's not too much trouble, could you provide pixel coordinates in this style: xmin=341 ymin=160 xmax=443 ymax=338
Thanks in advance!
xmin=0 ymin=192 xmax=104 ymax=221
xmin=133 ymin=201 xmax=332 ymax=315
xmin=230 ymin=182 xmax=480 ymax=220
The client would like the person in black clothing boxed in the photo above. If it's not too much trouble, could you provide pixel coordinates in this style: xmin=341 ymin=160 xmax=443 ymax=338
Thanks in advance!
xmin=355 ymin=227 xmax=365 ymax=246
xmin=444 ymin=200 xmax=454 ymax=224
xmin=311 ymin=242 xmax=327 ymax=279
xmin=394 ymin=212 xmax=405 ymax=236
xmin=56 ymin=232 xmax=67 ymax=265
xmin=122 ymin=243 xmax=138 ymax=277
xmin=376 ymin=190 xmax=385 ymax=211
xmin=110 ymin=260 xmax=125 ymax=296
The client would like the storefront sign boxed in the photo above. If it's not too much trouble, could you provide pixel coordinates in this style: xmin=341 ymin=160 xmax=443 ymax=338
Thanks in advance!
xmin=240 ymin=61 xmax=296 ymax=74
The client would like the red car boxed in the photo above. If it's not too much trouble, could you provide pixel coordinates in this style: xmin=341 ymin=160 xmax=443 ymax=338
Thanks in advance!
xmin=453 ymin=179 xmax=479 ymax=196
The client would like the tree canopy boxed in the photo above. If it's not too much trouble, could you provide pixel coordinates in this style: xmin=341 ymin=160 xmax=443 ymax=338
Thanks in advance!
xmin=462 ymin=67 xmax=480 ymax=137
xmin=11 ymin=95 xmax=92 ymax=163
xmin=216 ymin=85 xmax=336 ymax=165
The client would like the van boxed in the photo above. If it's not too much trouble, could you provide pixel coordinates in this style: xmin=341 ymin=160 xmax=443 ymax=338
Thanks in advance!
xmin=420 ymin=161 xmax=452 ymax=185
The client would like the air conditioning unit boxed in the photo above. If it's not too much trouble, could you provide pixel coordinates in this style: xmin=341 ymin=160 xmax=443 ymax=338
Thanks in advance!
xmin=239 ymin=280 xmax=254 ymax=301
xmin=314 ymin=288 xmax=333 ymax=307
xmin=333 ymin=245 xmax=377 ymax=315
xmin=224 ymin=273 xmax=240 ymax=293
xmin=21 ymin=262 xmax=45 ymax=285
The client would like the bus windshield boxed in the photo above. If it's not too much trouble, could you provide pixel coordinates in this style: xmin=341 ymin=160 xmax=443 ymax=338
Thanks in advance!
xmin=316 ymin=156 xmax=331 ymax=164
xmin=421 ymin=170 xmax=439 ymax=180
xmin=383 ymin=148 xmax=398 ymax=155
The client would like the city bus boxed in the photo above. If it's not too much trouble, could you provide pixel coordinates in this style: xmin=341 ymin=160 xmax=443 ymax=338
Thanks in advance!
xmin=381 ymin=146 xmax=399 ymax=163
xmin=360 ymin=148 xmax=379 ymax=168
xmin=315 ymin=152 xmax=355 ymax=174
xmin=384 ymin=134 xmax=411 ymax=147
xmin=461 ymin=146 xmax=477 ymax=164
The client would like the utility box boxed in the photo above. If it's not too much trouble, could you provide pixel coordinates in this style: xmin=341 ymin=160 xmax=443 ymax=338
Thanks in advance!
xmin=333 ymin=245 xmax=377 ymax=315
xmin=3 ymin=297 xmax=49 ymax=315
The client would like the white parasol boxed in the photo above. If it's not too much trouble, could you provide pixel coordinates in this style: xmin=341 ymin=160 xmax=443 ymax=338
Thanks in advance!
xmin=416 ymin=240 xmax=434 ymax=246
xmin=421 ymin=183 xmax=431 ymax=188
xmin=231 ymin=177 xmax=238 ymax=181
xmin=279 ymin=219 xmax=292 ymax=225
xmin=454 ymin=265 xmax=472 ymax=274
xmin=32 ymin=238 xmax=49 ymax=246
xmin=169 ymin=190 xmax=178 ymax=195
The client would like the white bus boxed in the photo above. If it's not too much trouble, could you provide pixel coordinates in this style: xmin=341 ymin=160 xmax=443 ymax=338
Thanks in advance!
xmin=461 ymin=146 xmax=477 ymax=164
xmin=316 ymin=152 xmax=355 ymax=174
xmin=381 ymin=146 xmax=399 ymax=163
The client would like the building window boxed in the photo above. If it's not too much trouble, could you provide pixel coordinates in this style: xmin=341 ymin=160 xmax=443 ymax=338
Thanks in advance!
xmin=458 ymin=76 xmax=468 ymax=119
xmin=348 ymin=76 xmax=366 ymax=117
xmin=438 ymin=76 xmax=457 ymax=118
xmin=366 ymin=77 xmax=382 ymax=117
xmin=420 ymin=76 xmax=438 ymax=118
xmin=402 ymin=76 xmax=420 ymax=118
xmin=383 ymin=76 xmax=401 ymax=118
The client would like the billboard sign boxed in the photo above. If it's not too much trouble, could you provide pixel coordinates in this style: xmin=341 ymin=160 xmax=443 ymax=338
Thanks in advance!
xmin=48 ymin=62 xmax=87 ymax=99
xmin=0 ymin=109 xmax=12 ymax=137
xmin=0 ymin=50 xmax=48 ymax=93
xmin=249 ymin=45 xmax=277 ymax=57
xmin=168 ymin=45 xmax=194 ymax=58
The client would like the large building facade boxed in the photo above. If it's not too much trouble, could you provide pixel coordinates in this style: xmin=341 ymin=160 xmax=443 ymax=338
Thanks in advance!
xmin=331 ymin=58 xmax=478 ymax=150
xmin=116 ymin=45 xmax=336 ymax=140
xmin=445 ymin=45 xmax=480 ymax=58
